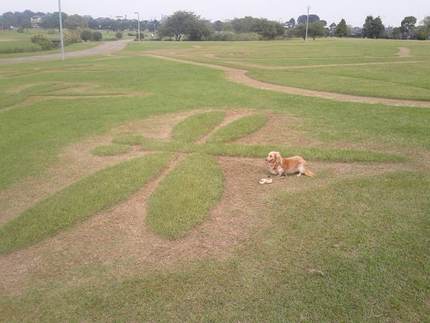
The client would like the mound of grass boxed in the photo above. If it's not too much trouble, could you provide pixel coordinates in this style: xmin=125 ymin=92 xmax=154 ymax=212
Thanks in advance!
xmin=91 ymin=143 xmax=132 ymax=156
xmin=171 ymin=111 xmax=225 ymax=143
xmin=207 ymin=114 xmax=267 ymax=143
xmin=146 ymin=154 xmax=223 ymax=239
xmin=0 ymin=153 xmax=172 ymax=254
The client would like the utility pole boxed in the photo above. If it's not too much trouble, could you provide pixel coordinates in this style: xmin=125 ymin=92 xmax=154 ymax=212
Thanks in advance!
xmin=305 ymin=6 xmax=310 ymax=41
xmin=58 ymin=0 xmax=65 ymax=60
xmin=135 ymin=12 xmax=141 ymax=41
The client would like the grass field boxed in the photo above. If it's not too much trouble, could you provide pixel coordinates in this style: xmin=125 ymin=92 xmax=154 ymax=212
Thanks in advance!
xmin=128 ymin=39 xmax=430 ymax=100
xmin=0 ymin=29 xmax=101 ymax=56
xmin=0 ymin=38 xmax=429 ymax=321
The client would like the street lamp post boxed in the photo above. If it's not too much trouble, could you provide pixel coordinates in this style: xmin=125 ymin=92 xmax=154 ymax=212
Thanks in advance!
xmin=58 ymin=0 xmax=65 ymax=60
xmin=135 ymin=12 xmax=141 ymax=41
xmin=305 ymin=6 xmax=310 ymax=41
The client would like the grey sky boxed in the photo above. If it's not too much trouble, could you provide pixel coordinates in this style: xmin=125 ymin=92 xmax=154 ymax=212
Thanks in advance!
xmin=1 ymin=0 xmax=430 ymax=27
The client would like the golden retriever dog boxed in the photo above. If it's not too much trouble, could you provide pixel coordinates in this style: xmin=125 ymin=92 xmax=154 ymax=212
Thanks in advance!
xmin=265 ymin=151 xmax=314 ymax=177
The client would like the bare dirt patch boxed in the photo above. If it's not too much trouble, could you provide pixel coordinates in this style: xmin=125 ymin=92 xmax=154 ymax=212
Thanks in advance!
xmin=235 ymin=112 xmax=321 ymax=147
xmin=0 ymin=155 xmax=407 ymax=295
xmin=397 ymin=47 xmax=411 ymax=58
xmin=114 ymin=110 xmax=205 ymax=139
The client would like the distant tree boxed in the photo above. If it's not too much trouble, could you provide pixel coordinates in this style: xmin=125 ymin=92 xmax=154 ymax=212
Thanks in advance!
xmin=363 ymin=16 xmax=385 ymax=38
xmin=230 ymin=16 xmax=284 ymax=39
xmin=213 ymin=20 xmax=224 ymax=32
xmin=40 ymin=12 xmax=67 ymax=29
xmin=286 ymin=18 xmax=295 ymax=29
xmin=335 ymin=19 xmax=348 ymax=37
xmin=295 ymin=21 xmax=325 ymax=39
xmin=391 ymin=27 xmax=401 ymax=39
xmin=362 ymin=16 xmax=373 ymax=38
xmin=329 ymin=22 xmax=337 ymax=36
xmin=297 ymin=14 xmax=320 ymax=25
xmin=372 ymin=17 xmax=385 ymax=38
xmin=188 ymin=19 xmax=213 ymax=41
xmin=400 ymin=16 xmax=417 ymax=39
xmin=64 ymin=14 xmax=89 ymax=29
xmin=158 ymin=11 xmax=212 ymax=41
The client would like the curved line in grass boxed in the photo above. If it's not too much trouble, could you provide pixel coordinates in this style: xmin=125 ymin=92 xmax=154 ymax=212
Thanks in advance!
xmin=0 ymin=153 xmax=172 ymax=254
xmin=206 ymin=114 xmax=268 ymax=143
xmin=91 ymin=143 xmax=132 ymax=156
xmin=146 ymin=153 xmax=224 ymax=239
xmin=171 ymin=111 xmax=225 ymax=143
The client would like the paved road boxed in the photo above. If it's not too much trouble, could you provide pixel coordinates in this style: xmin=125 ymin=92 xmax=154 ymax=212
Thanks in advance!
xmin=0 ymin=40 xmax=130 ymax=65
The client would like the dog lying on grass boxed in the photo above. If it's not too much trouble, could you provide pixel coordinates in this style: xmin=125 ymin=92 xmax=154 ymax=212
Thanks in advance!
xmin=266 ymin=151 xmax=314 ymax=177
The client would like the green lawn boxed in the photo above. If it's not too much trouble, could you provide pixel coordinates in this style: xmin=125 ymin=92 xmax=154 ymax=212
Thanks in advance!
xmin=0 ymin=39 xmax=429 ymax=321
xmin=128 ymin=39 xmax=430 ymax=100
xmin=0 ymin=30 xmax=98 ymax=56
xmin=147 ymin=153 xmax=223 ymax=239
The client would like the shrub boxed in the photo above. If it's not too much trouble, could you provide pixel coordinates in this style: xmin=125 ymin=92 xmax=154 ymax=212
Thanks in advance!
xmin=30 ymin=34 xmax=54 ymax=50
xmin=91 ymin=31 xmax=103 ymax=41
xmin=80 ymin=30 xmax=92 ymax=41
xmin=64 ymin=29 xmax=81 ymax=45
xmin=209 ymin=31 xmax=262 ymax=41
xmin=115 ymin=32 xmax=123 ymax=39
xmin=17 ymin=27 xmax=25 ymax=33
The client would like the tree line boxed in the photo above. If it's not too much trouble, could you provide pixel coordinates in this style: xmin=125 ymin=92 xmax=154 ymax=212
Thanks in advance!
xmin=1 ymin=9 xmax=429 ymax=41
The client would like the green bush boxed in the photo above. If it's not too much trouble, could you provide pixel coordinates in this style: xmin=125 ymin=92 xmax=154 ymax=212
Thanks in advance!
xmin=115 ymin=32 xmax=123 ymax=39
xmin=30 ymin=34 xmax=55 ymax=50
xmin=91 ymin=31 xmax=103 ymax=41
xmin=64 ymin=29 xmax=81 ymax=45
xmin=80 ymin=30 xmax=92 ymax=41
xmin=209 ymin=31 xmax=262 ymax=41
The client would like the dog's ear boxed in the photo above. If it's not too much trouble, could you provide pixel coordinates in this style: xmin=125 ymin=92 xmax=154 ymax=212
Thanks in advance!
xmin=275 ymin=152 xmax=282 ymax=164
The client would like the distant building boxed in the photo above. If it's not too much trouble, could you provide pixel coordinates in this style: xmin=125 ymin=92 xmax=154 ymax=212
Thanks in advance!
xmin=31 ymin=16 xmax=42 ymax=28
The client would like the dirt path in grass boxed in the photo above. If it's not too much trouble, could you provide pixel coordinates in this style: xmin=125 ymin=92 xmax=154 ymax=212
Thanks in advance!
xmin=222 ymin=59 xmax=422 ymax=70
xmin=144 ymin=54 xmax=430 ymax=108
xmin=398 ymin=47 xmax=411 ymax=57
xmin=0 ymin=40 xmax=130 ymax=65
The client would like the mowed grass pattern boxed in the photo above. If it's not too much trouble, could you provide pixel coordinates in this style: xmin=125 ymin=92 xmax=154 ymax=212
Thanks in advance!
xmin=207 ymin=114 xmax=267 ymax=143
xmin=172 ymin=111 xmax=225 ymax=142
xmin=0 ymin=153 xmax=172 ymax=254
xmin=113 ymin=134 xmax=405 ymax=163
xmin=146 ymin=154 xmax=223 ymax=239
xmin=2 ymin=172 xmax=429 ymax=321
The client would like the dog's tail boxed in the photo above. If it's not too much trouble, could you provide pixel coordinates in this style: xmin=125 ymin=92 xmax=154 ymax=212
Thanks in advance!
xmin=304 ymin=169 xmax=315 ymax=177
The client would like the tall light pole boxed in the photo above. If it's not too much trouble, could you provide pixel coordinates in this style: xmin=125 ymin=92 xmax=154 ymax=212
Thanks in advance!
xmin=135 ymin=12 xmax=141 ymax=41
xmin=58 ymin=0 xmax=65 ymax=60
xmin=305 ymin=6 xmax=310 ymax=41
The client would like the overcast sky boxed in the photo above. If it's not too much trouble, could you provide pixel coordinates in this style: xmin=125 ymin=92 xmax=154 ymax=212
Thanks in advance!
xmin=1 ymin=0 xmax=430 ymax=26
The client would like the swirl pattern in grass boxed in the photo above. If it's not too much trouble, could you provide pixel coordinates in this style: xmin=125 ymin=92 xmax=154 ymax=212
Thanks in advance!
xmin=171 ymin=111 xmax=225 ymax=143
xmin=0 ymin=153 xmax=172 ymax=254
xmin=206 ymin=114 xmax=267 ymax=143
xmin=146 ymin=153 xmax=223 ymax=239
